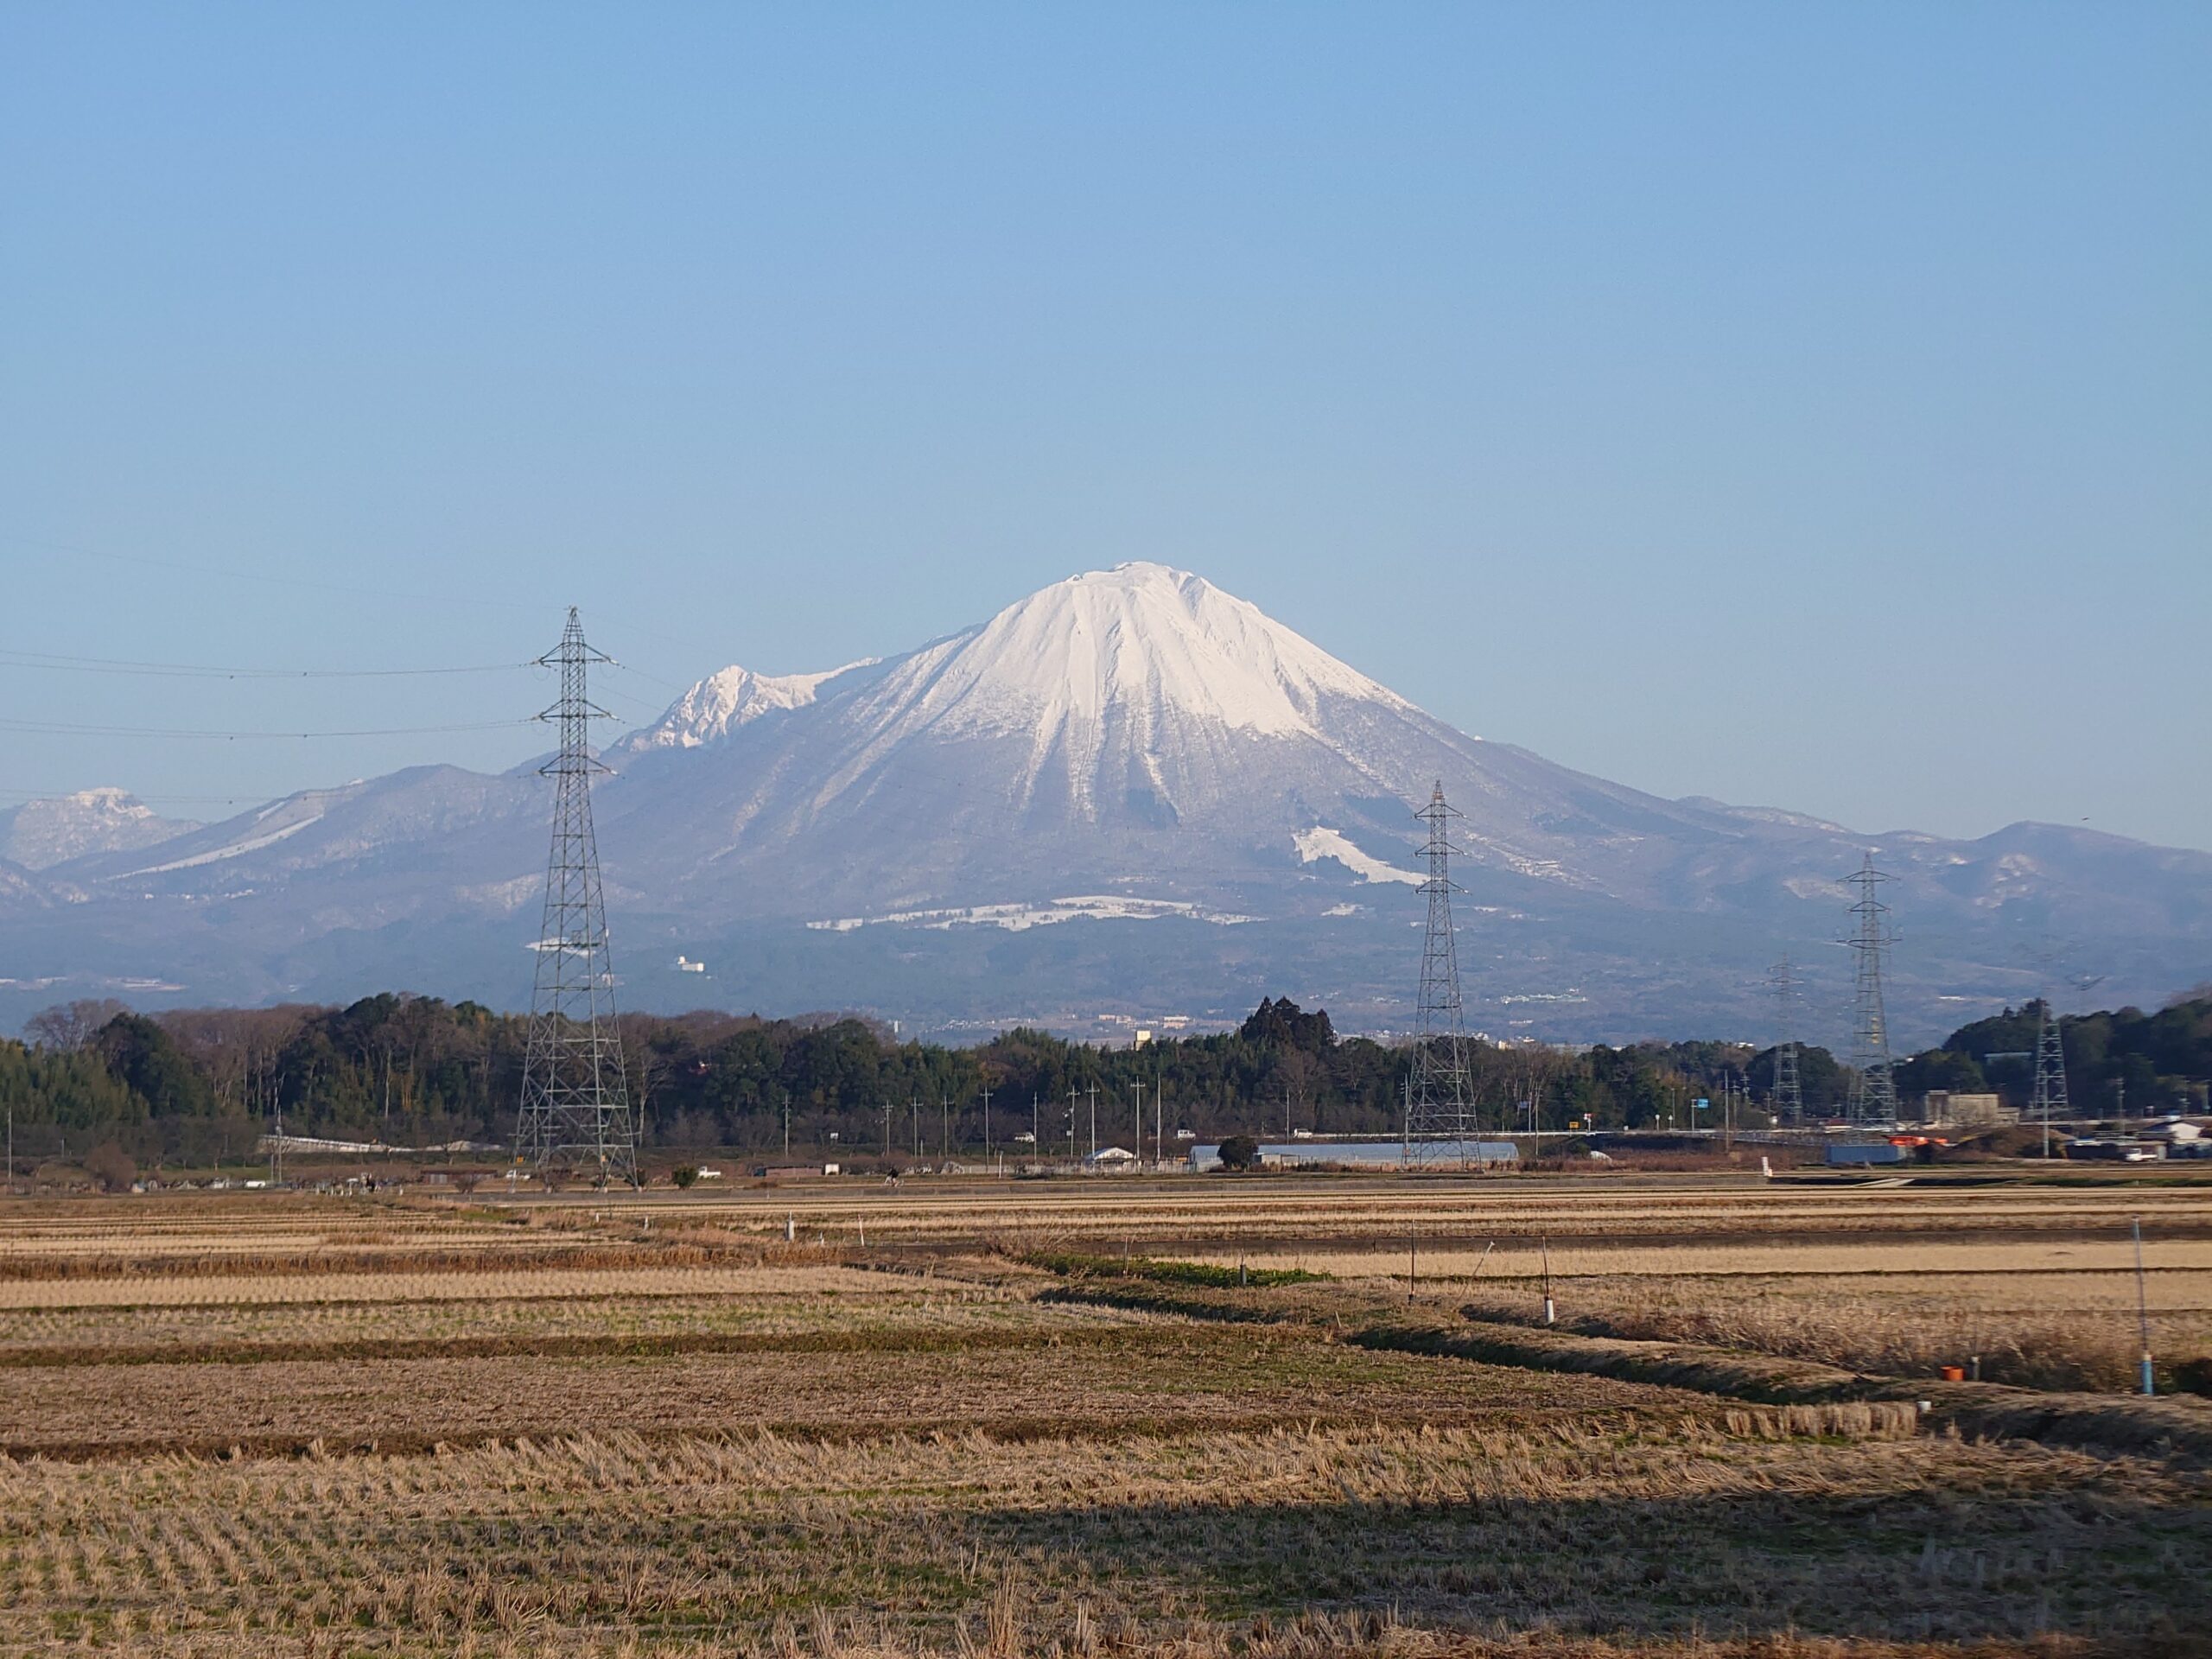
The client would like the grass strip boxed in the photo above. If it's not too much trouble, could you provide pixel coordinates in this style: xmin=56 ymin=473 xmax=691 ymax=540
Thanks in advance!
xmin=0 ymin=1324 xmax=1114 ymax=1370
xmin=1043 ymin=1277 xmax=2212 ymax=1465
xmin=0 ymin=1243 xmax=773 ymax=1281
xmin=1021 ymin=1249 xmax=1326 ymax=1288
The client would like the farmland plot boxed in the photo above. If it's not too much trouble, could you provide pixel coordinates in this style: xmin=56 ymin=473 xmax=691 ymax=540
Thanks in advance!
xmin=1 ymin=1179 xmax=2206 ymax=1654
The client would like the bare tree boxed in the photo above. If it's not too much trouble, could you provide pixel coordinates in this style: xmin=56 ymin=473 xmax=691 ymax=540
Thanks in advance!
xmin=85 ymin=1141 xmax=137 ymax=1193
xmin=25 ymin=999 xmax=126 ymax=1052
xmin=1268 ymin=1047 xmax=1319 ymax=1136
xmin=620 ymin=1015 xmax=673 ymax=1142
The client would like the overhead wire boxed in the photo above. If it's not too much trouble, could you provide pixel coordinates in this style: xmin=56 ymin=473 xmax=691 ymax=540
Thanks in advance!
xmin=0 ymin=788 xmax=276 ymax=808
xmin=0 ymin=717 xmax=539 ymax=741
xmin=0 ymin=647 xmax=537 ymax=680
xmin=2 ymin=528 xmax=760 ymax=663
xmin=0 ymin=530 xmax=1017 ymax=823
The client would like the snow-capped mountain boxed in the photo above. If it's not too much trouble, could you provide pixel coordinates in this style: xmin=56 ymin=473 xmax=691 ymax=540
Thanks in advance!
xmin=596 ymin=562 xmax=1483 ymax=908
xmin=588 ymin=563 xmax=1861 ymax=925
xmin=0 ymin=788 xmax=202 ymax=871
xmin=3 ymin=563 xmax=2209 ymax=1040
xmin=618 ymin=659 xmax=878 ymax=753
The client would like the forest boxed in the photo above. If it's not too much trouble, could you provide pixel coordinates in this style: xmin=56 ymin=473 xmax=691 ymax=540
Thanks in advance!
xmin=3 ymin=988 xmax=2207 ymax=1164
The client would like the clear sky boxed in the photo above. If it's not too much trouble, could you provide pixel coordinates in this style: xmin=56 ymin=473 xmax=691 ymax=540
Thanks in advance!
xmin=2 ymin=5 xmax=2206 ymax=848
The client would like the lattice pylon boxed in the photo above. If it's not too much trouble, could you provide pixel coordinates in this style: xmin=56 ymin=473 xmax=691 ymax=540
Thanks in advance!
xmin=514 ymin=608 xmax=638 ymax=1189
xmin=1770 ymin=956 xmax=1805 ymax=1125
xmin=1843 ymin=853 xmax=1897 ymax=1128
xmin=1403 ymin=781 xmax=1478 ymax=1167
xmin=2031 ymin=996 xmax=2070 ymax=1129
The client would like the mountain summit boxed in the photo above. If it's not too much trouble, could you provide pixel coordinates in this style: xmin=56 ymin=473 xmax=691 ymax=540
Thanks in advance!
xmin=849 ymin=561 xmax=1411 ymax=747
xmin=617 ymin=563 xmax=1437 ymax=849
xmin=3 ymin=565 xmax=2208 ymax=1039
xmin=0 ymin=787 xmax=201 ymax=871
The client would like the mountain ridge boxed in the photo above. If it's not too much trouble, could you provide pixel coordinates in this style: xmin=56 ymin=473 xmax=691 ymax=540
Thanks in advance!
xmin=3 ymin=563 xmax=2206 ymax=1042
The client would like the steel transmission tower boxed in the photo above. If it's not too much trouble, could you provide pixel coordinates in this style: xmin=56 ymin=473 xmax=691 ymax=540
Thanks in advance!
xmin=2030 ymin=995 xmax=2070 ymax=1139
xmin=515 ymin=608 xmax=639 ymax=1188
xmin=1769 ymin=956 xmax=1804 ymax=1125
xmin=1403 ymin=781 xmax=1477 ymax=1166
xmin=1842 ymin=854 xmax=1897 ymax=1128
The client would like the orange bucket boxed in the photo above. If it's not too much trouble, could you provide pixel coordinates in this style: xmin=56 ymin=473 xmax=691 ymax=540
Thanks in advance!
xmin=1939 ymin=1365 xmax=1966 ymax=1382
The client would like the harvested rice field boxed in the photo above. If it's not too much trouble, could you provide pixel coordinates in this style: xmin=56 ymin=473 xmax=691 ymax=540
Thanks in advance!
xmin=2 ymin=1173 xmax=2208 ymax=1656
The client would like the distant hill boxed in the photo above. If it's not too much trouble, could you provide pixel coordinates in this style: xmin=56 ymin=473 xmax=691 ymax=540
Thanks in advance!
xmin=0 ymin=788 xmax=200 ymax=870
xmin=3 ymin=563 xmax=2208 ymax=1042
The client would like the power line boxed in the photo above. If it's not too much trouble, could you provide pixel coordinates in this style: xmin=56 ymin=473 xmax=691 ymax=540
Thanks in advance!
xmin=0 ymin=529 xmax=541 ymax=613
xmin=0 ymin=788 xmax=265 ymax=807
xmin=0 ymin=716 xmax=537 ymax=740
xmin=0 ymin=647 xmax=534 ymax=680
xmin=1 ymin=529 xmax=760 ymax=663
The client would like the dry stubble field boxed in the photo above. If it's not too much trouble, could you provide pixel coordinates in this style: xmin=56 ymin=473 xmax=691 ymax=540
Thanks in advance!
xmin=1 ymin=1173 xmax=2209 ymax=1657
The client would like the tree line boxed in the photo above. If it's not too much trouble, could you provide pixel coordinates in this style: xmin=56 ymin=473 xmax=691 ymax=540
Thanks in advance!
xmin=3 ymin=988 xmax=2207 ymax=1164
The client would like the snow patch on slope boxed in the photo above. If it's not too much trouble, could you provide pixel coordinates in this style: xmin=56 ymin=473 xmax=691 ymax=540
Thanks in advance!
xmin=117 ymin=813 xmax=322 ymax=876
xmin=1294 ymin=826 xmax=1422 ymax=886
xmin=808 ymin=894 xmax=1257 ymax=932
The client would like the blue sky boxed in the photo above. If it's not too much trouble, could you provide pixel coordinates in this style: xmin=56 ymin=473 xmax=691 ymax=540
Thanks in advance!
xmin=2 ymin=5 xmax=2206 ymax=847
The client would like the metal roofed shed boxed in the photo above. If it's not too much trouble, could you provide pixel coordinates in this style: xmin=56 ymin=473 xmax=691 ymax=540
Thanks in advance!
xmin=1188 ymin=1139 xmax=1518 ymax=1171
xmin=1826 ymin=1141 xmax=1910 ymax=1166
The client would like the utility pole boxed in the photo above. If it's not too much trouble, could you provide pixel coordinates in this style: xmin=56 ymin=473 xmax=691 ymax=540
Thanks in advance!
xmin=783 ymin=1093 xmax=791 ymax=1159
xmin=981 ymin=1084 xmax=992 ymax=1156
xmin=939 ymin=1093 xmax=949 ymax=1160
xmin=1133 ymin=1079 xmax=1143 ymax=1167
xmin=1067 ymin=1087 xmax=1077 ymax=1162
xmin=1088 ymin=1083 xmax=1098 ymax=1162
xmin=881 ymin=1100 xmax=891 ymax=1161
xmin=912 ymin=1096 xmax=921 ymax=1159
xmin=1155 ymin=1068 xmax=1164 ymax=1170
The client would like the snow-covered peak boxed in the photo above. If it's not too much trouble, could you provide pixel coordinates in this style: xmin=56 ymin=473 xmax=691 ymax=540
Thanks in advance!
xmin=862 ymin=562 xmax=1412 ymax=743
xmin=622 ymin=660 xmax=877 ymax=753
xmin=0 ymin=787 xmax=201 ymax=870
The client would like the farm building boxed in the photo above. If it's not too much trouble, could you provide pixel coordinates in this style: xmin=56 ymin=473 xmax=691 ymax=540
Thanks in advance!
xmin=1187 ymin=1139 xmax=1518 ymax=1171
xmin=1826 ymin=1141 xmax=1910 ymax=1166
